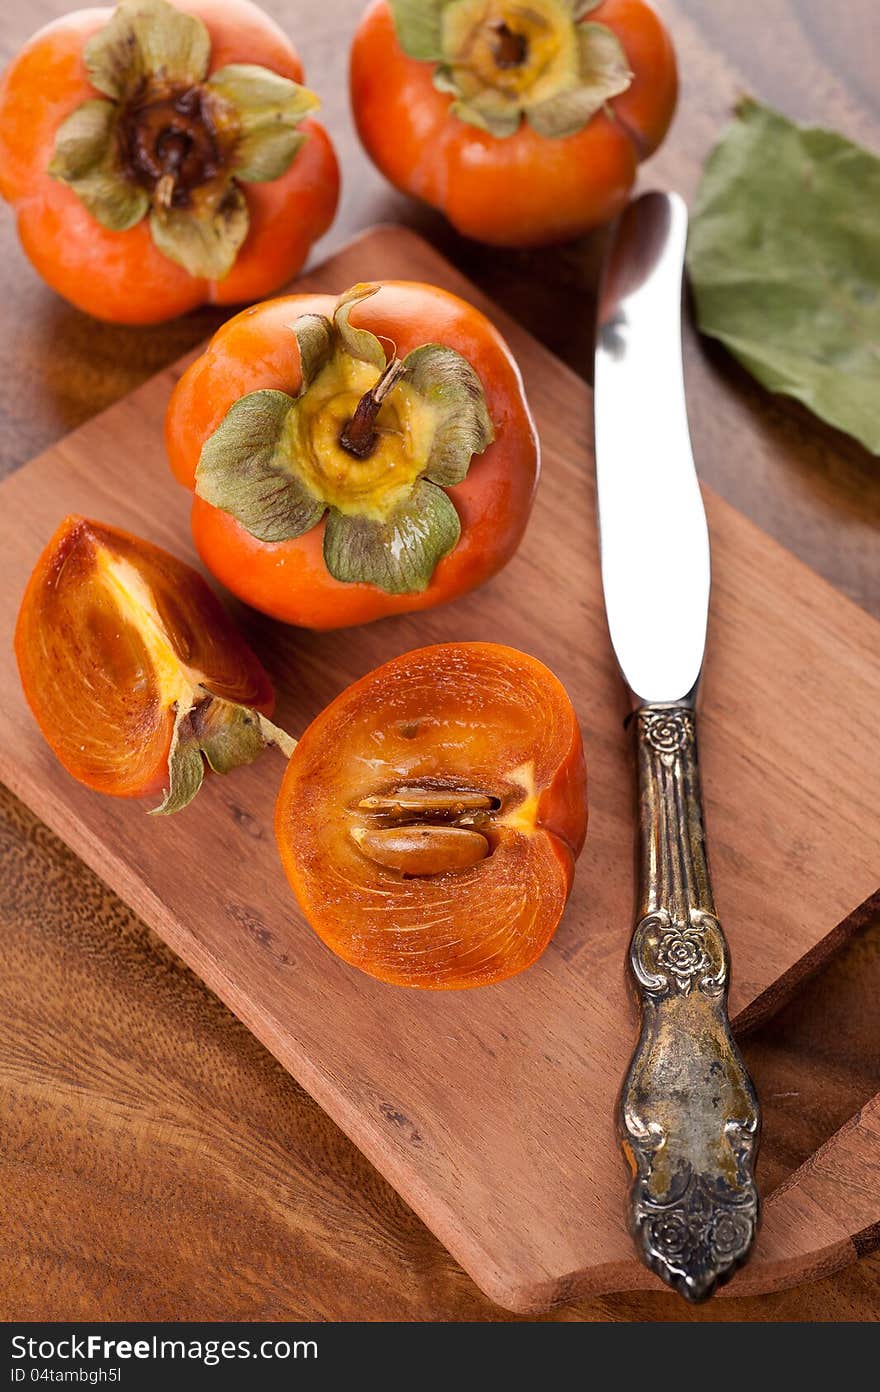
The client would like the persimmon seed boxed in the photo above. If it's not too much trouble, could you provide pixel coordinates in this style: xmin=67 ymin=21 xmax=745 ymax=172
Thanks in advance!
xmin=352 ymin=825 xmax=490 ymax=877
xmin=358 ymin=786 xmax=495 ymax=816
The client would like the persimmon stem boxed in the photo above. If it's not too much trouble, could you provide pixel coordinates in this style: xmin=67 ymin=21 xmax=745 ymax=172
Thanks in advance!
xmin=155 ymin=172 xmax=176 ymax=210
xmin=339 ymin=357 xmax=406 ymax=459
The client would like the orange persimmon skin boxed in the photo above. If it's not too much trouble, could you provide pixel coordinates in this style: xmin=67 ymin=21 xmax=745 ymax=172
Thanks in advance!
xmin=15 ymin=516 xmax=275 ymax=799
xmin=0 ymin=0 xmax=339 ymax=323
xmin=165 ymin=280 xmax=540 ymax=629
xmin=275 ymin=642 xmax=587 ymax=990
xmin=349 ymin=0 xmax=677 ymax=246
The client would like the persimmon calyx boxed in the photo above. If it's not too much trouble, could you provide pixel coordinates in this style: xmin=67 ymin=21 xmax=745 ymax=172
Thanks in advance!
xmin=195 ymin=283 xmax=496 ymax=594
xmin=152 ymin=687 xmax=295 ymax=815
xmin=389 ymin=0 xmax=632 ymax=139
xmin=48 ymin=0 xmax=320 ymax=279
xmin=350 ymin=780 xmax=503 ymax=876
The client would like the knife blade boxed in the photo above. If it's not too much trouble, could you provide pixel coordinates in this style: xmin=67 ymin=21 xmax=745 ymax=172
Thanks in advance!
xmin=594 ymin=191 xmax=761 ymax=1302
xmin=594 ymin=191 xmax=709 ymax=705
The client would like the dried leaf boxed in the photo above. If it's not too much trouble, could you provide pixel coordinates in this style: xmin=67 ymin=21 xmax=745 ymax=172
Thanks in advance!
xmin=84 ymin=0 xmax=210 ymax=100
xmin=195 ymin=389 xmax=325 ymax=542
xmin=687 ymin=99 xmax=880 ymax=455
xmin=49 ymin=99 xmax=149 ymax=230
xmin=323 ymin=481 xmax=461 ymax=593
xmin=333 ymin=284 xmax=387 ymax=369
xmin=149 ymin=182 xmax=249 ymax=280
xmin=208 ymin=63 xmax=319 ymax=183
xmin=194 ymin=697 xmax=293 ymax=771
xmin=49 ymin=98 xmax=116 ymax=179
xmin=151 ymin=692 xmax=295 ymax=815
xmin=450 ymin=98 xmax=521 ymax=139
xmin=150 ymin=703 xmax=205 ymax=815
xmin=527 ymin=23 xmax=632 ymax=139
xmin=290 ymin=313 xmax=334 ymax=389
xmin=403 ymin=343 xmax=495 ymax=485
xmin=257 ymin=714 xmax=297 ymax=760
xmin=388 ymin=0 xmax=446 ymax=61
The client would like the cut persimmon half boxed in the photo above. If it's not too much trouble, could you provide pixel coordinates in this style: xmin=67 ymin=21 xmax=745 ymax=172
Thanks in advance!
xmin=15 ymin=516 xmax=292 ymax=812
xmin=275 ymin=642 xmax=587 ymax=989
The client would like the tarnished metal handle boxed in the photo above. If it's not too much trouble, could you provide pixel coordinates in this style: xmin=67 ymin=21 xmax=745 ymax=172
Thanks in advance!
xmin=619 ymin=704 xmax=760 ymax=1301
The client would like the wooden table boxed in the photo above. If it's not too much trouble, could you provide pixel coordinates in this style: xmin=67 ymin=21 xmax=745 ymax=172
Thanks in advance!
xmin=1 ymin=0 xmax=878 ymax=1321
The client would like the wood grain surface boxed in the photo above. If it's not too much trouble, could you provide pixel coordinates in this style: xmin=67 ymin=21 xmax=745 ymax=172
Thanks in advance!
xmin=1 ymin=0 xmax=878 ymax=1321
xmin=1 ymin=225 xmax=878 ymax=1313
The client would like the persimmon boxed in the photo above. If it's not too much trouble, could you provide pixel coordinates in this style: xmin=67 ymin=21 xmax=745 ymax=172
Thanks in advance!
xmin=275 ymin=643 xmax=587 ymax=989
xmin=0 ymin=0 xmax=339 ymax=323
xmin=166 ymin=279 xmax=539 ymax=628
xmin=15 ymin=516 xmax=292 ymax=812
xmin=350 ymin=0 xmax=677 ymax=246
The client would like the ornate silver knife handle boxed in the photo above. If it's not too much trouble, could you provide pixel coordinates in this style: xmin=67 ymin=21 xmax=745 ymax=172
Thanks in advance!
xmin=620 ymin=703 xmax=760 ymax=1301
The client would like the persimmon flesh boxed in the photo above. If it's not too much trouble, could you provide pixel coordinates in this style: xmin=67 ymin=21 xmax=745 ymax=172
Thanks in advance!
xmin=15 ymin=516 xmax=286 ymax=810
xmin=275 ymin=643 xmax=587 ymax=989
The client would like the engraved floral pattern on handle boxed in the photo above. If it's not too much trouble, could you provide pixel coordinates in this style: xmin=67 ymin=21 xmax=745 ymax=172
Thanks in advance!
xmin=641 ymin=707 xmax=694 ymax=760
xmin=656 ymin=924 xmax=709 ymax=987
xmin=620 ymin=704 xmax=761 ymax=1302
xmin=631 ymin=908 xmax=729 ymax=998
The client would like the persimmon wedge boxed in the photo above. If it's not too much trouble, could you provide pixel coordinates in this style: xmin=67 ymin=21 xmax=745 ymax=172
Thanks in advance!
xmin=275 ymin=642 xmax=587 ymax=989
xmin=15 ymin=516 xmax=292 ymax=812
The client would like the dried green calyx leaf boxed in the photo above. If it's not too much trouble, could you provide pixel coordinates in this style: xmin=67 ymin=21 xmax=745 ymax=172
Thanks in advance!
xmin=196 ymin=389 xmax=325 ymax=543
xmin=84 ymin=0 xmax=211 ymax=99
xmin=403 ymin=344 xmax=495 ymax=486
xmin=207 ymin=63 xmax=320 ymax=183
xmin=48 ymin=0 xmax=319 ymax=280
xmin=292 ymin=313 xmax=335 ymax=385
xmin=332 ymin=283 xmax=387 ymax=368
xmin=151 ymin=688 xmax=295 ymax=815
xmin=150 ymin=182 xmax=249 ymax=281
xmin=527 ymin=23 xmax=632 ymax=138
xmin=390 ymin=0 xmax=631 ymax=139
xmin=194 ymin=283 xmax=497 ymax=593
xmin=48 ymin=99 xmax=150 ymax=230
xmin=389 ymin=0 xmax=445 ymax=59
xmin=687 ymin=98 xmax=880 ymax=456
xmin=323 ymin=479 xmax=462 ymax=593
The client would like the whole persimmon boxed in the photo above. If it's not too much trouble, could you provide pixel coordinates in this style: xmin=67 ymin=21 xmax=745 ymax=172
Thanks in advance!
xmin=275 ymin=642 xmax=587 ymax=989
xmin=350 ymin=0 xmax=677 ymax=245
xmin=16 ymin=516 xmax=292 ymax=812
xmin=0 ymin=0 xmax=339 ymax=323
xmin=165 ymin=279 xmax=539 ymax=628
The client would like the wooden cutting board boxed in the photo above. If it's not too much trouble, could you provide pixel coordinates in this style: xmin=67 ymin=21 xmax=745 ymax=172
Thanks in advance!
xmin=0 ymin=227 xmax=877 ymax=1312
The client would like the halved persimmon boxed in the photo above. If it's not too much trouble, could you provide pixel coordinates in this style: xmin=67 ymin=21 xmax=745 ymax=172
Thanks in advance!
xmin=275 ymin=642 xmax=587 ymax=989
xmin=15 ymin=516 xmax=292 ymax=812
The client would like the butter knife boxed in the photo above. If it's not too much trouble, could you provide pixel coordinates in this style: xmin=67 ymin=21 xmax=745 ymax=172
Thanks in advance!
xmin=594 ymin=191 xmax=760 ymax=1301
